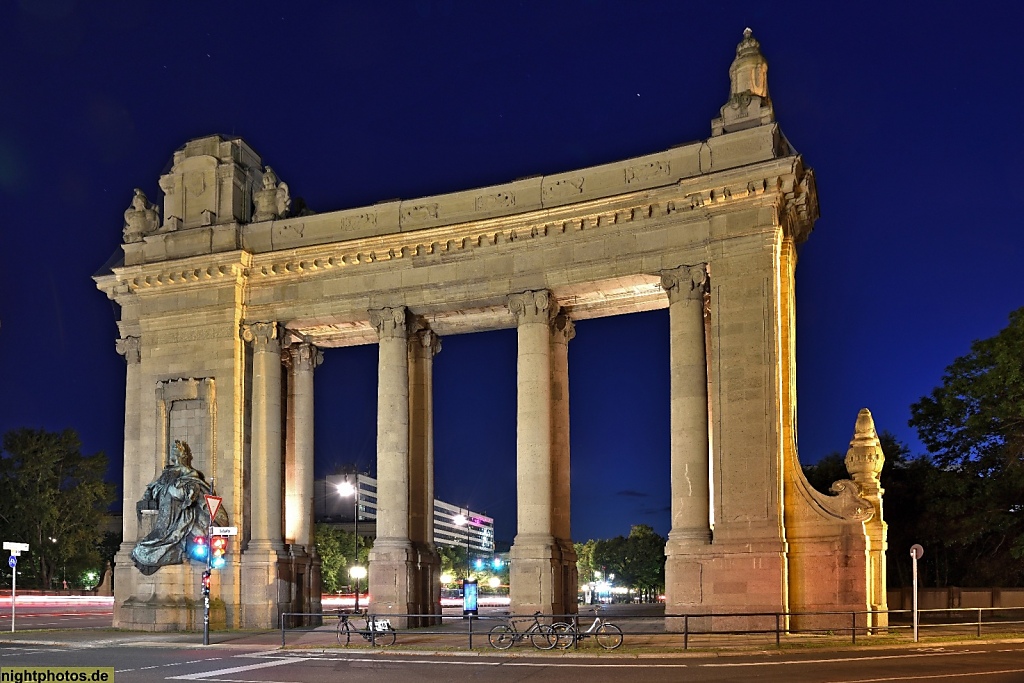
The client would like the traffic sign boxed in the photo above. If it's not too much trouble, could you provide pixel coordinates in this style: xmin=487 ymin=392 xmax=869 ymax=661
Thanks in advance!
xmin=204 ymin=495 xmax=222 ymax=521
xmin=3 ymin=542 xmax=29 ymax=553
xmin=210 ymin=526 xmax=237 ymax=536
xmin=7 ymin=556 xmax=15 ymax=568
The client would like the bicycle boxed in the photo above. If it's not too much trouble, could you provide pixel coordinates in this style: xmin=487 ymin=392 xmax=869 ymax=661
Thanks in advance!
xmin=336 ymin=610 xmax=397 ymax=646
xmin=552 ymin=608 xmax=623 ymax=650
xmin=487 ymin=611 xmax=559 ymax=650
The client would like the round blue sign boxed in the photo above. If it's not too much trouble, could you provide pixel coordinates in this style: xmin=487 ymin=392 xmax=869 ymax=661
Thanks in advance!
xmin=8 ymin=556 xmax=16 ymax=568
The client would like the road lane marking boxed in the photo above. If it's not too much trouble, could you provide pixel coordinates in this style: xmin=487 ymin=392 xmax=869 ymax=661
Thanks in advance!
xmin=702 ymin=650 xmax=987 ymax=666
xmin=824 ymin=669 xmax=1024 ymax=682
xmin=168 ymin=658 xmax=311 ymax=680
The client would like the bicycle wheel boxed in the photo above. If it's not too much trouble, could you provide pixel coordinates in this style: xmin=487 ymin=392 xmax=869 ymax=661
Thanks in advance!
xmin=551 ymin=622 xmax=576 ymax=650
xmin=595 ymin=622 xmax=623 ymax=650
xmin=488 ymin=624 xmax=516 ymax=650
xmin=374 ymin=625 xmax=397 ymax=646
xmin=530 ymin=624 xmax=558 ymax=650
xmin=337 ymin=620 xmax=352 ymax=645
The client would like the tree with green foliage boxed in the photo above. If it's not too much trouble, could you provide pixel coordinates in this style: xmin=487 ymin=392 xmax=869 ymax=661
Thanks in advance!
xmin=588 ymin=525 xmax=666 ymax=602
xmin=574 ymin=539 xmax=597 ymax=584
xmin=909 ymin=307 xmax=1024 ymax=587
xmin=314 ymin=523 xmax=368 ymax=593
xmin=0 ymin=429 xmax=115 ymax=589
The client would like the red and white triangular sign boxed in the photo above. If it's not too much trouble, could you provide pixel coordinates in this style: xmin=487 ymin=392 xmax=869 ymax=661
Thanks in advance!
xmin=204 ymin=495 xmax=222 ymax=521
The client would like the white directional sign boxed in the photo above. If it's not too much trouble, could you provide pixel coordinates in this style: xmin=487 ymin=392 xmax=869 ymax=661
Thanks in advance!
xmin=209 ymin=526 xmax=237 ymax=536
xmin=3 ymin=542 xmax=29 ymax=553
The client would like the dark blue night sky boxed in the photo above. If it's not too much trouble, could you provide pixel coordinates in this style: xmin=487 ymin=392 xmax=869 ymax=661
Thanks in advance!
xmin=1 ymin=1 xmax=1021 ymax=547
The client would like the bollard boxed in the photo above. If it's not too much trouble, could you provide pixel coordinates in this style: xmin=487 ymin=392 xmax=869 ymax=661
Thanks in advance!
xmin=468 ymin=613 xmax=474 ymax=649
xmin=683 ymin=615 xmax=689 ymax=650
xmin=977 ymin=608 xmax=982 ymax=638
xmin=852 ymin=612 xmax=856 ymax=644
xmin=776 ymin=613 xmax=781 ymax=647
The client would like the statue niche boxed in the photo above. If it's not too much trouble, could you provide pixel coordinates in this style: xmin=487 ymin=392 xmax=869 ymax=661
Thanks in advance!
xmin=132 ymin=440 xmax=225 ymax=575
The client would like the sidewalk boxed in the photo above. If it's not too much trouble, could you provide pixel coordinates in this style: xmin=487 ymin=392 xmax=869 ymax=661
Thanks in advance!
xmin=0 ymin=619 xmax=1020 ymax=657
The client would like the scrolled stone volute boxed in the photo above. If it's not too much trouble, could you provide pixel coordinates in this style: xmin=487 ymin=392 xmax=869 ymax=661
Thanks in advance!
xmin=369 ymin=306 xmax=408 ymax=339
xmin=241 ymin=321 xmax=281 ymax=352
xmin=660 ymin=264 xmax=708 ymax=303
xmin=507 ymin=290 xmax=557 ymax=324
xmin=122 ymin=188 xmax=161 ymax=243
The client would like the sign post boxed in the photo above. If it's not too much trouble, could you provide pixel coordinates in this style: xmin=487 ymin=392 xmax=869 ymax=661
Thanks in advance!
xmin=910 ymin=544 xmax=924 ymax=642
xmin=3 ymin=542 xmax=29 ymax=633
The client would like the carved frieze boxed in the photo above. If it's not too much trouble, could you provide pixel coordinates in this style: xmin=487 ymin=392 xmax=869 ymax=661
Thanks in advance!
xmin=625 ymin=161 xmax=670 ymax=184
xmin=542 ymin=177 xmax=584 ymax=204
xmin=369 ymin=307 xmax=408 ymax=340
xmin=661 ymin=264 xmax=709 ymax=303
xmin=340 ymin=213 xmax=377 ymax=231
xmin=475 ymin=192 xmax=515 ymax=211
xmin=403 ymin=204 xmax=439 ymax=225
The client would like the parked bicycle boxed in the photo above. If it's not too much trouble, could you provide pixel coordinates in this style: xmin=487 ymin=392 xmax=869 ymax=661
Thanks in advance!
xmin=337 ymin=610 xmax=397 ymax=646
xmin=487 ymin=611 xmax=558 ymax=650
xmin=552 ymin=608 xmax=623 ymax=650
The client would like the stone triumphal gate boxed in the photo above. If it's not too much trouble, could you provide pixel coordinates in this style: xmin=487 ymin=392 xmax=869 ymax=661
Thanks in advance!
xmin=96 ymin=31 xmax=886 ymax=631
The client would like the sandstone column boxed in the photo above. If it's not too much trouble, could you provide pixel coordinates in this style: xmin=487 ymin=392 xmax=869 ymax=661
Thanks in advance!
xmin=285 ymin=342 xmax=322 ymax=548
xmin=240 ymin=321 xmax=285 ymax=627
xmin=661 ymin=265 xmax=712 ymax=617
xmin=508 ymin=290 xmax=560 ymax=615
xmin=113 ymin=335 xmax=142 ymax=628
xmin=409 ymin=326 xmax=442 ymax=624
xmin=115 ymin=336 xmax=142 ymax=549
xmin=550 ymin=312 xmax=576 ymax=616
xmin=368 ymin=307 xmax=416 ymax=622
xmin=285 ymin=341 xmax=322 ymax=619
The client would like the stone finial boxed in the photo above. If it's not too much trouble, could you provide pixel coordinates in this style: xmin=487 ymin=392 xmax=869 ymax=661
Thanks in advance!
xmin=122 ymin=188 xmax=161 ymax=243
xmin=731 ymin=28 xmax=769 ymax=100
xmin=253 ymin=166 xmax=291 ymax=222
xmin=845 ymin=408 xmax=885 ymax=495
xmin=712 ymin=29 xmax=775 ymax=136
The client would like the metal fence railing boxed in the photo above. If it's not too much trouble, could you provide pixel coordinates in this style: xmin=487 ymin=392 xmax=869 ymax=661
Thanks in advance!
xmin=277 ymin=606 xmax=1024 ymax=650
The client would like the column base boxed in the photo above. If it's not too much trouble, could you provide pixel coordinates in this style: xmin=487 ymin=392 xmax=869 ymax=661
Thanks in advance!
xmin=510 ymin=534 xmax=562 ymax=616
xmin=368 ymin=538 xmax=417 ymax=628
xmin=112 ymin=559 xmax=214 ymax=631
xmin=413 ymin=544 xmax=442 ymax=626
xmin=239 ymin=547 xmax=288 ymax=629
xmin=664 ymin=540 xmax=787 ymax=633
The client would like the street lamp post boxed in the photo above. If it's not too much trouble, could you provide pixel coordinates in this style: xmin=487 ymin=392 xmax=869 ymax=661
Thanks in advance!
xmin=337 ymin=476 xmax=363 ymax=612
xmin=453 ymin=510 xmax=471 ymax=575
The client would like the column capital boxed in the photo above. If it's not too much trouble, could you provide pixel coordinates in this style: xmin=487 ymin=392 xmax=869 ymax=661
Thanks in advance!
xmin=369 ymin=307 xmax=408 ymax=340
xmin=242 ymin=322 xmax=281 ymax=352
xmin=411 ymin=328 xmax=442 ymax=357
xmin=288 ymin=341 xmax=324 ymax=372
xmin=551 ymin=312 xmax=576 ymax=344
xmin=507 ymin=290 xmax=558 ymax=325
xmin=661 ymin=264 xmax=709 ymax=303
xmin=115 ymin=336 xmax=141 ymax=364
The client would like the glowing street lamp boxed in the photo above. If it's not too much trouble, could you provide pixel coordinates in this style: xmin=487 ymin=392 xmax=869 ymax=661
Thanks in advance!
xmin=337 ymin=476 xmax=362 ymax=612
xmin=453 ymin=511 xmax=471 ymax=575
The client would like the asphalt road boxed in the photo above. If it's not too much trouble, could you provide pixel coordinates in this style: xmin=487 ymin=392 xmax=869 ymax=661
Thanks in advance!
xmin=0 ymin=642 xmax=1022 ymax=682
